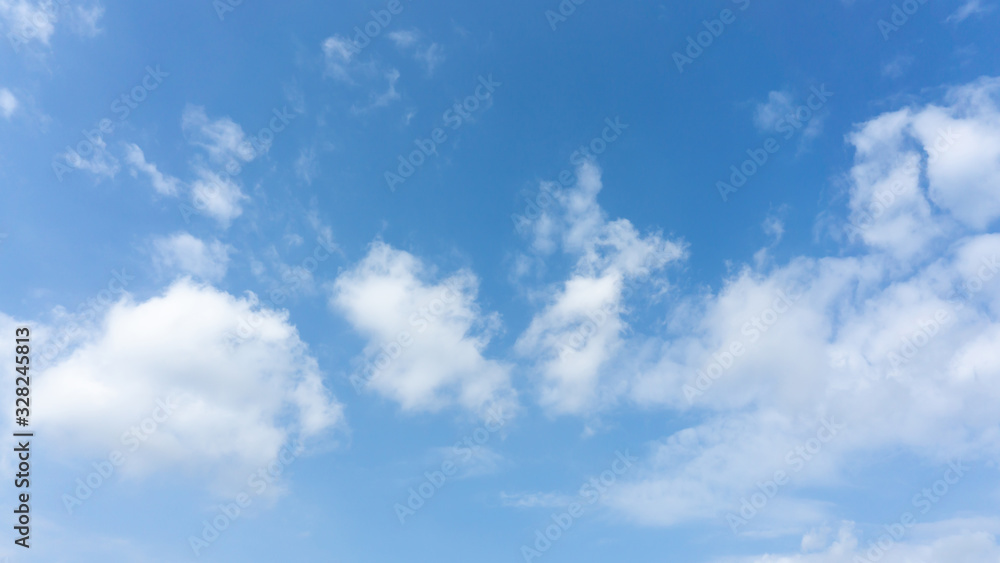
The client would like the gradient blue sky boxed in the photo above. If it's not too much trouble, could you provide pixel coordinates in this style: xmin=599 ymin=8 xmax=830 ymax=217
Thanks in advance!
xmin=2 ymin=0 xmax=1000 ymax=562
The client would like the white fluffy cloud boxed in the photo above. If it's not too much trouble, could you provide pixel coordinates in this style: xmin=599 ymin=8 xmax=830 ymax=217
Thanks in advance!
xmin=36 ymin=279 xmax=343 ymax=492
xmin=516 ymin=78 xmax=1000 ymax=534
xmin=330 ymin=241 xmax=515 ymax=417
xmin=845 ymin=77 xmax=1000 ymax=250
xmin=516 ymin=161 xmax=686 ymax=413
xmin=152 ymin=232 xmax=231 ymax=282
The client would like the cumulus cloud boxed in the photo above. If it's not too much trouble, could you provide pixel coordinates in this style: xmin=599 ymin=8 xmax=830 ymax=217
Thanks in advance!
xmin=515 ymin=161 xmax=686 ymax=413
xmin=330 ymin=241 xmax=515 ymax=417
xmin=152 ymin=232 xmax=232 ymax=282
xmin=844 ymin=77 xmax=1000 ymax=250
xmin=35 ymin=279 xmax=343 ymax=493
xmin=514 ymin=77 xmax=1000 ymax=535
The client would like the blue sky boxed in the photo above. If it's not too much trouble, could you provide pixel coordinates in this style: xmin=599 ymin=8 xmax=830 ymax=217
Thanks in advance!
xmin=2 ymin=0 xmax=1000 ymax=561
